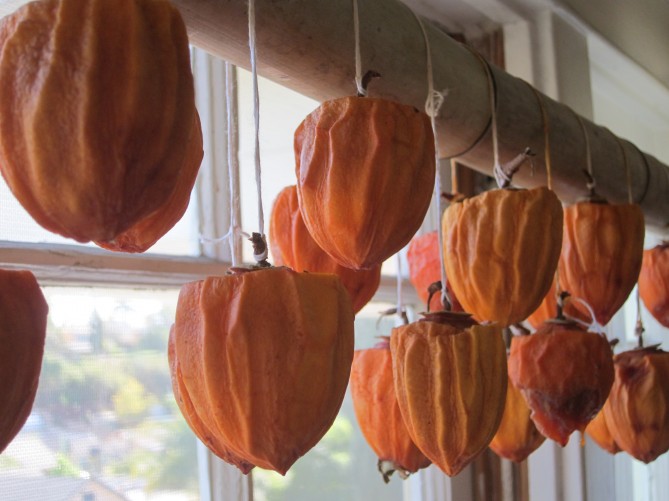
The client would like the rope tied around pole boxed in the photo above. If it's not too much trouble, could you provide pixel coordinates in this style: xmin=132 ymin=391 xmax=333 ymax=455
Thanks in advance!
xmin=526 ymin=84 xmax=553 ymax=191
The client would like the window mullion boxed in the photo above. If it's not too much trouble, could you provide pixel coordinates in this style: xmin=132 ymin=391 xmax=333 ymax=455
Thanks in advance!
xmin=191 ymin=46 xmax=249 ymax=501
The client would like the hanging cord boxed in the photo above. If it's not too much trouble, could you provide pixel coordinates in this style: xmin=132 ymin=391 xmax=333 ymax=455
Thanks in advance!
xmin=526 ymin=84 xmax=553 ymax=190
xmin=575 ymin=114 xmax=594 ymax=179
xmin=225 ymin=63 xmax=242 ymax=267
xmin=450 ymin=157 xmax=459 ymax=196
xmin=248 ymin=0 xmax=268 ymax=263
xmin=411 ymin=11 xmax=450 ymax=310
xmin=480 ymin=58 xmax=501 ymax=184
xmin=352 ymin=0 xmax=366 ymax=96
xmin=526 ymin=83 xmax=562 ymax=304
xmin=564 ymin=296 xmax=605 ymax=335
xmin=635 ymin=286 xmax=645 ymax=348
xmin=613 ymin=136 xmax=634 ymax=204
xmin=473 ymin=53 xmax=534 ymax=189
xmin=395 ymin=253 xmax=406 ymax=324
xmin=630 ymin=142 xmax=652 ymax=206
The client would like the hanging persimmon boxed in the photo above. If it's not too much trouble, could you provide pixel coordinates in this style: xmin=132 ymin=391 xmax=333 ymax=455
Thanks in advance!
xmin=269 ymin=185 xmax=380 ymax=313
xmin=390 ymin=311 xmax=507 ymax=476
xmin=508 ymin=318 xmax=614 ymax=446
xmin=638 ymin=242 xmax=669 ymax=328
xmin=295 ymin=72 xmax=435 ymax=270
xmin=0 ymin=270 xmax=48 ymax=453
xmin=603 ymin=346 xmax=669 ymax=463
xmin=585 ymin=403 xmax=620 ymax=455
xmin=0 ymin=0 xmax=202 ymax=252
xmin=350 ymin=338 xmax=431 ymax=482
xmin=559 ymin=190 xmax=644 ymax=326
xmin=442 ymin=185 xmax=563 ymax=326
xmin=169 ymin=266 xmax=354 ymax=474
xmin=406 ymin=231 xmax=462 ymax=312
xmin=489 ymin=375 xmax=545 ymax=463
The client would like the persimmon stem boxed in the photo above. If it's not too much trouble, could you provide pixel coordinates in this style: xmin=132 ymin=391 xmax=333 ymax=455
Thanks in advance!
xmin=494 ymin=147 xmax=534 ymax=188
xmin=357 ymin=70 xmax=381 ymax=97
xmin=427 ymin=280 xmax=452 ymax=312
xmin=555 ymin=291 xmax=570 ymax=321
xmin=377 ymin=307 xmax=408 ymax=326
xmin=636 ymin=319 xmax=645 ymax=348
xmin=250 ymin=232 xmax=271 ymax=267
xmin=581 ymin=170 xmax=608 ymax=204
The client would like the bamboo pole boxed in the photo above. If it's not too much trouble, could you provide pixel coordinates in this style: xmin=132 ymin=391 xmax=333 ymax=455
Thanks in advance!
xmin=175 ymin=0 xmax=669 ymax=230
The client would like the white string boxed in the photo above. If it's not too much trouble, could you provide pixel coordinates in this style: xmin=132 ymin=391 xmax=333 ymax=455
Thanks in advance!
xmin=225 ymin=63 xmax=242 ymax=266
xmin=479 ymin=60 xmax=502 ymax=185
xmin=567 ymin=297 xmax=605 ymax=335
xmin=352 ymin=0 xmax=365 ymax=96
xmin=395 ymin=253 xmax=404 ymax=323
xmin=413 ymin=13 xmax=449 ymax=308
xmin=248 ymin=0 xmax=265 ymax=240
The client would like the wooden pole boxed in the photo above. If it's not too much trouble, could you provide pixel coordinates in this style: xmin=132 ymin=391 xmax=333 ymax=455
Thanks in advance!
xmin=174 ymin=0 xmax=669 ymax=231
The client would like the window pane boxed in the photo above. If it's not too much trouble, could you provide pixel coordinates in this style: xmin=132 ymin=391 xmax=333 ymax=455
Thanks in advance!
xmin=0 ymin=287 xmax=200 ymax=501
xmin=251 ymin=302 xmax=406 ymax=501
xmin=0 ymin=182 xmax=201 ymax=256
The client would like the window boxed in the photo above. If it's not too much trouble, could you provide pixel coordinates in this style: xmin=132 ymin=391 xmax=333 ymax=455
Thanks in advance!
xmin=0 ymin=47 xmax=414 ymax=501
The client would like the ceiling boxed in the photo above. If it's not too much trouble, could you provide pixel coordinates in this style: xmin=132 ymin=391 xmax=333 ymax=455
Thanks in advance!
xmin=403 ymin=0 xmax=669 ymax=90
xmin=559 ymin=0 xmax=669 ymax=89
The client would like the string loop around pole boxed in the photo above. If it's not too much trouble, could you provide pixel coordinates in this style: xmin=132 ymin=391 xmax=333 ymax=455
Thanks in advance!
xmin=526 ymin=84 xmax=553 ymax=191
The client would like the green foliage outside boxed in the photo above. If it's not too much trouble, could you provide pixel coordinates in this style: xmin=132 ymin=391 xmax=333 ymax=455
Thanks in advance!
xmin=23 ymin=297 xmax=199 ymax=496
xmin=45 ymin=454 xmax=82 ymax=477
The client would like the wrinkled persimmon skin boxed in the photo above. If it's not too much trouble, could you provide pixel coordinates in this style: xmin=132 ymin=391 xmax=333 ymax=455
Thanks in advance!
xmin=168 ymin=327 xmax=254 ymax=474
xmin=269 ymin=185 xmax=381 ymax=313
xmin=351 ymin=342 xmax=431 ymax=475
xmin=638 ymin=244 xmax=669 ymax=328
xmin=508 ymin=323 xmax=614 ymax=446
xmin=295 ymin=96 xmax=435 ymax=270
xmin=170 ymin=267 xmax=354 ymax=475
xmin=391 ymin=318 xmax=507 ymax=476
xmin=96 ymin=112 xmax=203 ymax=252
xmin=442 ymin=187 xmax=563 ymax=326
xmin=0 ymin=270 xmax=48 ymax=453
xmin=0 ymin=0 xmax=202 ymax=251
xmin=489 ymin=376 xmax=545 ymax=462
xmin=559 ymin=202 xmax=644 ymax=326
xmin=603 ymin=348 xmax=669 ymax=463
